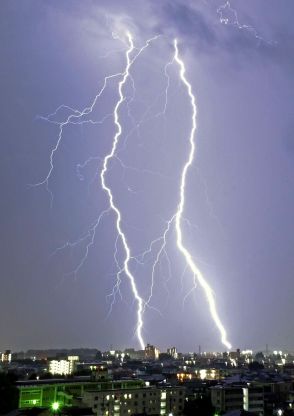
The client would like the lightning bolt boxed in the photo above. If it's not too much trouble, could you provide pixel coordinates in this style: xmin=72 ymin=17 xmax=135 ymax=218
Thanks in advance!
xmin=173 ymin=39 xmax=232 ymax=350
xmin=100 ymin=32 xmax=160 ymax=350
xmin=32 ymin=76 xmax=122 ymax=207
xmin=37 ymin=31 xmax=161 ymax=349
xmin=217 ymin=1 xmax=276 ymax=46
xmin=141 ymin=215 xmax=175 ymax=314
xmin=36 ymin=27 xmax=232 ymax=350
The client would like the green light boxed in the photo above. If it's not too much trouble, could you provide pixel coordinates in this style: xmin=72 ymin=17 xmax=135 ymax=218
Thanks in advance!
xmin=32 ymin=400 xmax=37 ymax=405
xmin=51 ymin=402 xmax=60 ymax=411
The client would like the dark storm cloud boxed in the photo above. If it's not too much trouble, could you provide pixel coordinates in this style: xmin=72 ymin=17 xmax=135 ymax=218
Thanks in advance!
xmin=157 ymin=1 xmax=216 ymax=46
xmin=148 ymin=0 xmax=276 ymax=68
xmin=151 ymin=0 xmax=294 ymax=74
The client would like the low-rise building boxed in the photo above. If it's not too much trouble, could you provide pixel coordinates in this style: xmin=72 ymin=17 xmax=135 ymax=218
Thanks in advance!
xmin=49 ymin=356 xmax=79 ymax=375
xmin=145 ymin=344 xmax=160 ymax=360
xmin=17 ymin=376 xmax=185 ymax=415
xmin=211 ymin=384 xmax=264 ymax=415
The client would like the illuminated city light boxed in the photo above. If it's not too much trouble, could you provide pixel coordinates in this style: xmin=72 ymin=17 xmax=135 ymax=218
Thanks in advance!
xmin=51 ymin=402 xmax=60 ymax=411
xmin=241 ymin=350 xmax=253 ymax=355
xmin=200 ymin=369 xmax=207 ymax=380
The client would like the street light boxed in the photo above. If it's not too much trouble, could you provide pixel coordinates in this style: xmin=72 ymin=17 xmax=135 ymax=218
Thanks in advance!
xmin=51 ymin=402 xmax=60 ymax=413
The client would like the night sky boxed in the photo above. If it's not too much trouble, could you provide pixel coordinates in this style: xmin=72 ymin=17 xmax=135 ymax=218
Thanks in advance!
xmin=1 ymin=0 xmax=294 ymax=353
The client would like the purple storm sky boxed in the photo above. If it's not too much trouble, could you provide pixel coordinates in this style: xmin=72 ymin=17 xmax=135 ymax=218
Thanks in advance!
xmin=1 ymin=0 xmax=294 ymax=353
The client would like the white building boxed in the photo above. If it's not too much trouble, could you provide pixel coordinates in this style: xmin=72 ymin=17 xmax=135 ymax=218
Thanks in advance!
xmin=167 ymin=347 xmax=178 ymax=359
xmin=1 ymin=350 xmax=11 ymax=363
xmin=49 ymin=355 xmax=79 ymax=375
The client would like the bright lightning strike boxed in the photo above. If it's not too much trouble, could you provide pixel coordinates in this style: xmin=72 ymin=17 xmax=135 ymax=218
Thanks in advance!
xmin=36 ymin=32 xmax=161 ymax=349
xmin=36 ymin=28 xmax=232 ymax=351
xmin=100 ymin=32 xmax=159 ymax=350
xmin=173 ymin=39 xmax=232 ymax=351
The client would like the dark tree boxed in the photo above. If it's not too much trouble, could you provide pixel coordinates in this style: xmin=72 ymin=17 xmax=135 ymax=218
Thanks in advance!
xmin=183 ymin=397 xmax=215 ymax=416
xmin=0 ymin=372 xmax=19 ymax=413
xmin=39 ymin=372 xmax=53 ymax=379
xmin=248 ymin=361 xmax=264 ymax=371
xmin=254 ymin=351 xmax=264 ymax=362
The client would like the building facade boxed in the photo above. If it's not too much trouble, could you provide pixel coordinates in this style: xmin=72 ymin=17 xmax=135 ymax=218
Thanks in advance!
xmin=145 ymin=344 xmax=160 ymax=360
xmin=18 ymin=377 xmax=185 ymax=415
xmin=49 ymin=356 xmax=79 ymax=375
xmin=211 ymin=384 xmax=264 ymax=416
xmin=83 ymin=385 xmax=185 ymax=416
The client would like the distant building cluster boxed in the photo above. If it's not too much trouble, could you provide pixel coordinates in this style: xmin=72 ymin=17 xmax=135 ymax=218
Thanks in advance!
xmin=1 ymin=345 xmax=294 ymax=416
